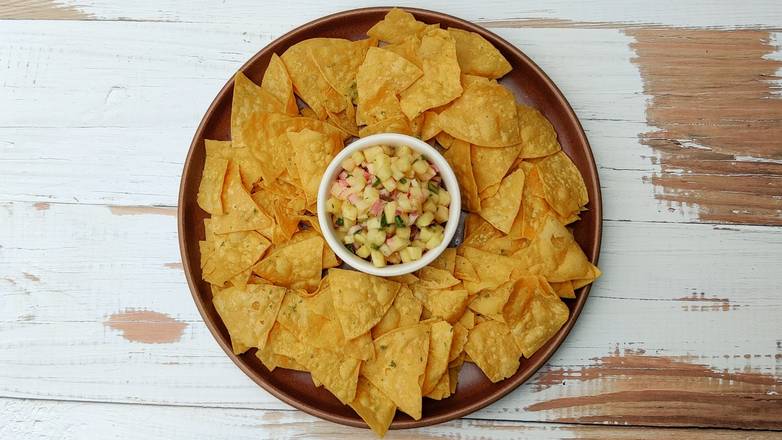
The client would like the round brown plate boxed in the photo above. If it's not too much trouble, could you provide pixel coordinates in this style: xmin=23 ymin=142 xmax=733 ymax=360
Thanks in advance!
xmin=178 ymin=7 xmax=602 ymax=430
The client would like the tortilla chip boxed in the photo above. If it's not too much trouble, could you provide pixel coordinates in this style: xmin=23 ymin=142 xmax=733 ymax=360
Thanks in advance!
xmin=517 ymin=104 xmax=561 ymax=159
xmin=197 ymin=152 xmax=229 ymax=215
xmin=464 ymin=320 xmax=521 ymax=382
xmin=468 ymin=281 xmax=514 ymax=316
xmin=461 ymin=246 xmax=520 ymax=293
xmin=447 ymin=28 xmax=512 ymax=79
xmin=372 ymin=285 xmax=423 ymax=338
xmin=442 ymin=139 xmax=480 ymax=212
xmin=448 ymin=322 xmax=469 ymax=363
xmin=232 ymin=72 xmax=285 ymax=149
xmin=513 ymin=215 xmax=595 ymax=283
xmin=400 ymin=28 xmax=463 ymax=120
xmin=419 ymin=287 xmax=469 ymax=324
xmin=205 ymin=140 xmax=265 ymax=190
xmin=262 ymin=53 xmax=299 ymax=115
xmin=263 ymin=322 xmax=309 ymax=364
xmin=211 ymin=284 xmax=286 ymax=354
xmin=203 ymin=229 xmax=271 ymax=286
xmin=329 ymin=268 xmax=401 ymax=339
xmin=384 ymin=34 xmax=422 ymax=67
xmin=424 ymin=370 xmax=451 ymax=400
xmin=311 ymin=38 xmax=375 ymax=99
xmin=448 ymin=356 xmax=463 ymax=394
xmin=438 ymin=79 xmax=520 ymax=147
xmin=536 ymin=151 xmax=589 ymax=218
xmin=359 ymin=115 xmax=413 ymax=137
xmin=301 ymin=343 xmax=361 ymax=404
xmin=281 ymin=38 xmax=347 ymax=119
xmin=350 ymin=377 xmax=397 ymax=438
xmin=252 ymin=235 xmax=323 ymax=292
xmin=420 ymin=320 xmax=454 ymax=395
xmin=429 ymin=248 xmax=456 ymax=274
xmin=503 ymin=276 xmax=569 ymax=358
xmin=356 ymin=46 xmax=422 ymax=125
xmin=286 ymin=128 xmax=341 ymax=206
xmin=211 ymin=163 xmax=275 ymax=235
xmin=326 ymin=97 xmax=359 ymax=137
xmin=367 ymin=8 xmax=427 ymax=44
xmin=362 ymin=322 xmax=430 ymax=420
xmin=479 ymin=168 xmax=525 ymax=234
xmin=416 ymin=266 xmax=460 ymax=289
xmin=454 ymin=254 xmax=479 ymax=282
xmin=551 ymin=280 xmax=576 ymax=299
xmin=471 ymin=144 xmax=522 ymax=194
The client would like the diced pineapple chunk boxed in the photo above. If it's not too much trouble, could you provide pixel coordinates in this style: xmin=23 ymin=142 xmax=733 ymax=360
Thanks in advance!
xmin=396 ymin=227 xmax=411 ymax=240
xmin=351 ymin=150 xmax=365 ymax=164
xmin=371 ymin=250 xmax=387 ymax=267
xmin=341 ymin=157 xmax=356 ymax=171
xmin=423 ymin=199 xmax=437 ymax=213
xmin=367 ymin=229 xmax=386 ymax=246
xmin=435 ymin=205 xmax=449 ymax=223
xmin=356 ymin=245 xmax=371 ymax=258
xmin=326 ymin=197 xmax=342 ymax=214
xmin=425 ymin=233 xmax=443 ymax=250
xmin=412 ymin=158 xmax=428 ymax=174
xmin=363 ymin=146 xmax=384 ymax=161
xmin=416 ymin=211 xmax=434 ymax=227
xmin=347 ymin=174 xmax=365 ymax=191
xmin=343 ymin=234 xmax=355 ymax=244
xmin=342 ymin=204 xmax=357 ymax=221
xmin=407 ymin=246 xmax=423 ymax=261
xmin=363 ymin=186 xmax=379 ymax=201
xmin=367 ymin=217 xmax=381 ymax=230
xmin=384 ymin=202 xmax=397 ymax=221
xmin=379 ymin=243 xmax=392 ymax=257
xmin=437 ymin=189 xmax=451 ymax=206
xmin=354 ymin=232 xmax=367 ymax=244
xmin=381 ymin=179 xmax=396 ymax=192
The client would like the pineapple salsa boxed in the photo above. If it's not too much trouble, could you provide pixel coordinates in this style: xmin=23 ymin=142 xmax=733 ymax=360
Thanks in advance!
xmin=326 ymin=144 xmax=452 ymax=268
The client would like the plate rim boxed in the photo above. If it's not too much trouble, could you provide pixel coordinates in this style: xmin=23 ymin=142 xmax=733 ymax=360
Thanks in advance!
xmin=178 ymin=6 xmax=603 ymax=430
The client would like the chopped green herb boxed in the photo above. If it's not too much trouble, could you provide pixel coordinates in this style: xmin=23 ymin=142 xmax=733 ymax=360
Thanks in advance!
xmin=335 ymin=217 xmax=344 ymax=226
xmin=394 ymin=215 xmax=404 ymax=228
xmin=370 ymin=243 xmax=380 ymax=250
xmin=379 ymin=344 xmax=387 ymax=351
xmin=428 ymin=182 xmax=439 ymax=194
xmin=380 ymin=211 xmax=389 ymax=228
xmin=399 ymin=177 xmax=407 ymax=184
xmin=345 ymin=243 xmax=354 ymax=252
xmin=389 ymin=360 xmax=396 ymax=368
xmin=372 ymin=176 xmax=382 ymax=187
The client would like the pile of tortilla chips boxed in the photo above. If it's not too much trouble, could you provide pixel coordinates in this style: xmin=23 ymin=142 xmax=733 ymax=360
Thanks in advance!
xmin=196 ymin=8 xmax=600 ymax=437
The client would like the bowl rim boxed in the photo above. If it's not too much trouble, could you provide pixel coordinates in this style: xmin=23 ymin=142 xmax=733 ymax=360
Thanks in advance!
xmin=178 ymin=6 xmax=603 ymax=431
xmin=316 ymin=133 xmax=462 ymax=277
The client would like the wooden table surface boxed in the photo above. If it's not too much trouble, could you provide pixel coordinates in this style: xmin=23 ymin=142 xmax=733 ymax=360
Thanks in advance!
xmin=2 ymin=1 xmax=781 ymax=438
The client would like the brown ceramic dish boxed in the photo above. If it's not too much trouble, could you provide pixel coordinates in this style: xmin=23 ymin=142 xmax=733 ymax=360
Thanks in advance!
xmin=178 ymin=7 xmax=602 ymax=430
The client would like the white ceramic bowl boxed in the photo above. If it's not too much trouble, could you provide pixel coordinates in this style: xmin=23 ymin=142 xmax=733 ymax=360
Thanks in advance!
xmin=317 ymin=133 xmax=461 ymax=277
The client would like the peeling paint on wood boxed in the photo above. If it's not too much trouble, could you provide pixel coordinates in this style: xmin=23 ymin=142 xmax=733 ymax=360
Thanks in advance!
xmin=22 ymin=272 xmax=40 ymax=282
xmin=0 ymin=0 xmax=92 ymax=20
xmin=163 ymin=262 xmax=183 ymax=270
xmin=675 ymin=293 xmax=737 ymax=312
xmin=104 ymin=309 xmax=187 ymax=344
xmin=108 ymin=206 xmax=176 ymax=217
xmin=32 ymin=202 xmax=50 ymax=211
xmin=531 ymin=350 xmax=782 ymax=429
xmin=627 ymin=28 xmax=782 ymax=226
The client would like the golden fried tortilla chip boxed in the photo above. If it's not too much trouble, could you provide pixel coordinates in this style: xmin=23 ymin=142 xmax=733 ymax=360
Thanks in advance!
xmin=429 ymin=248 xmax=456 ymax=274
xmin=461 ymin=246 xmax=519 ymax=293
xmin=468 ymin=281 xmax=514 ymax=317
xmin=286 ymin=128 xmax=341 ymax=206
xmin=420 ymin=110 xmax=441 ymax=140
xmin=399 ymin=28 xmax=463 ymax=120
xmin=479 ymin=168 xmax=525 ymax=234
xmin=448 ymin=322 xmax=469 ymax=363
xmin=362 ymin=322 xmax=430 ymax=420
xmin=447 ymin=28 xmax=512 ymax=79
xmin=326 ymin=96 xmax=359 ymax=137
xmin=517 ymin=104 xmax=561 ymax=159
xmin=211 ymin=284 xmax=286 ymax=354
xmin=454 ymin=254 xmax=479 ymax=282
xmin=416 ymin=266 xmax=460 ymax=289
xmin=421 ymin=320 xmax=454 ymax=395
xmin=504 ymin=276 xmax=569 ymax=358
xmin=471 ymin=144 xmax=522 ymax=194
xmin=211 ymin=163 xmax=275 ymax=235
xmin=367 ymin=8 xmax=427 ymax=44
xmin=202 ymin=230 xmax=271 ymax=286
xmin=281 ymin=39 xmax=347 ymax=119
xmin=551 ymin=280 xmax=576 ymax=299
xmin=311 ymin=38 xmax=375 ymax=99
xmin=350 ymin=377 xmax=397 ymax=438
xmin=262 ymin=53 xmax=299 ymax=115
xmin=197 ymin=151 xmax=228 ymax=215
xmin=232 ymin=72 xmax=285 ymax=149
xmin=205 ymin=140 xmax=264 ymax=190
xmin=329 ymin=268 xmax=401 ymax=339
xmin=301 ymin=343 xmax=361 ymax=405
xmin=465 ymin=320 xmax=521 ymax=382
xmin=443 ymin=139 xmax=481 ymax=212
xmin=536 ymin=151 xmax=589 ymax=218
xmin=384 ymin=35 xmax=422 ymax=67
xmin=252 ymin=235 xmax=323 ymax=292
xmin=418 ymin=287 xmax=469 ymax=324
xmin=356 ymin=46 xmax=422 ymax=125
xmin=424 ymin=370 xmax=450 ymax=400
xmin=372 ymin=285 xmax=423 ymax=338
xmin=359 ymin=115 xmax=413 ymax=137
xmin=438 ymin=79 xmax=520 ymax=147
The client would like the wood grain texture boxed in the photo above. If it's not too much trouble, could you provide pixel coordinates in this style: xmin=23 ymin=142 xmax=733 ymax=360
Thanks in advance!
xmin=1 ymin=1 xmax=782 ymax=436
xmin=4 ymin=398 xmax=780 ymax=440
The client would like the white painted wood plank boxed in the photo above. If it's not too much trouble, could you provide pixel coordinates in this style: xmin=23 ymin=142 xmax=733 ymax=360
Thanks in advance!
xmin=0 ymin=22 xmax=688 ymax=223
xmin=11 ymin=0 xmax=782 ymax=29
xmin=1 ymin=201 xmax=779 ymax=417
xmin=7 ymin=398 xmax=777 ymax=440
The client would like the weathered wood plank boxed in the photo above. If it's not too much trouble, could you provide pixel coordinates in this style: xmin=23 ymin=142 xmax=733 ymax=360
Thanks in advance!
xmin=1 ymin=201 xmax=779 ymax=428
xmin=2 ymin=397 xmax=780 ymax=440
xmin=2 ymin=0 xmax=782 ymax=30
